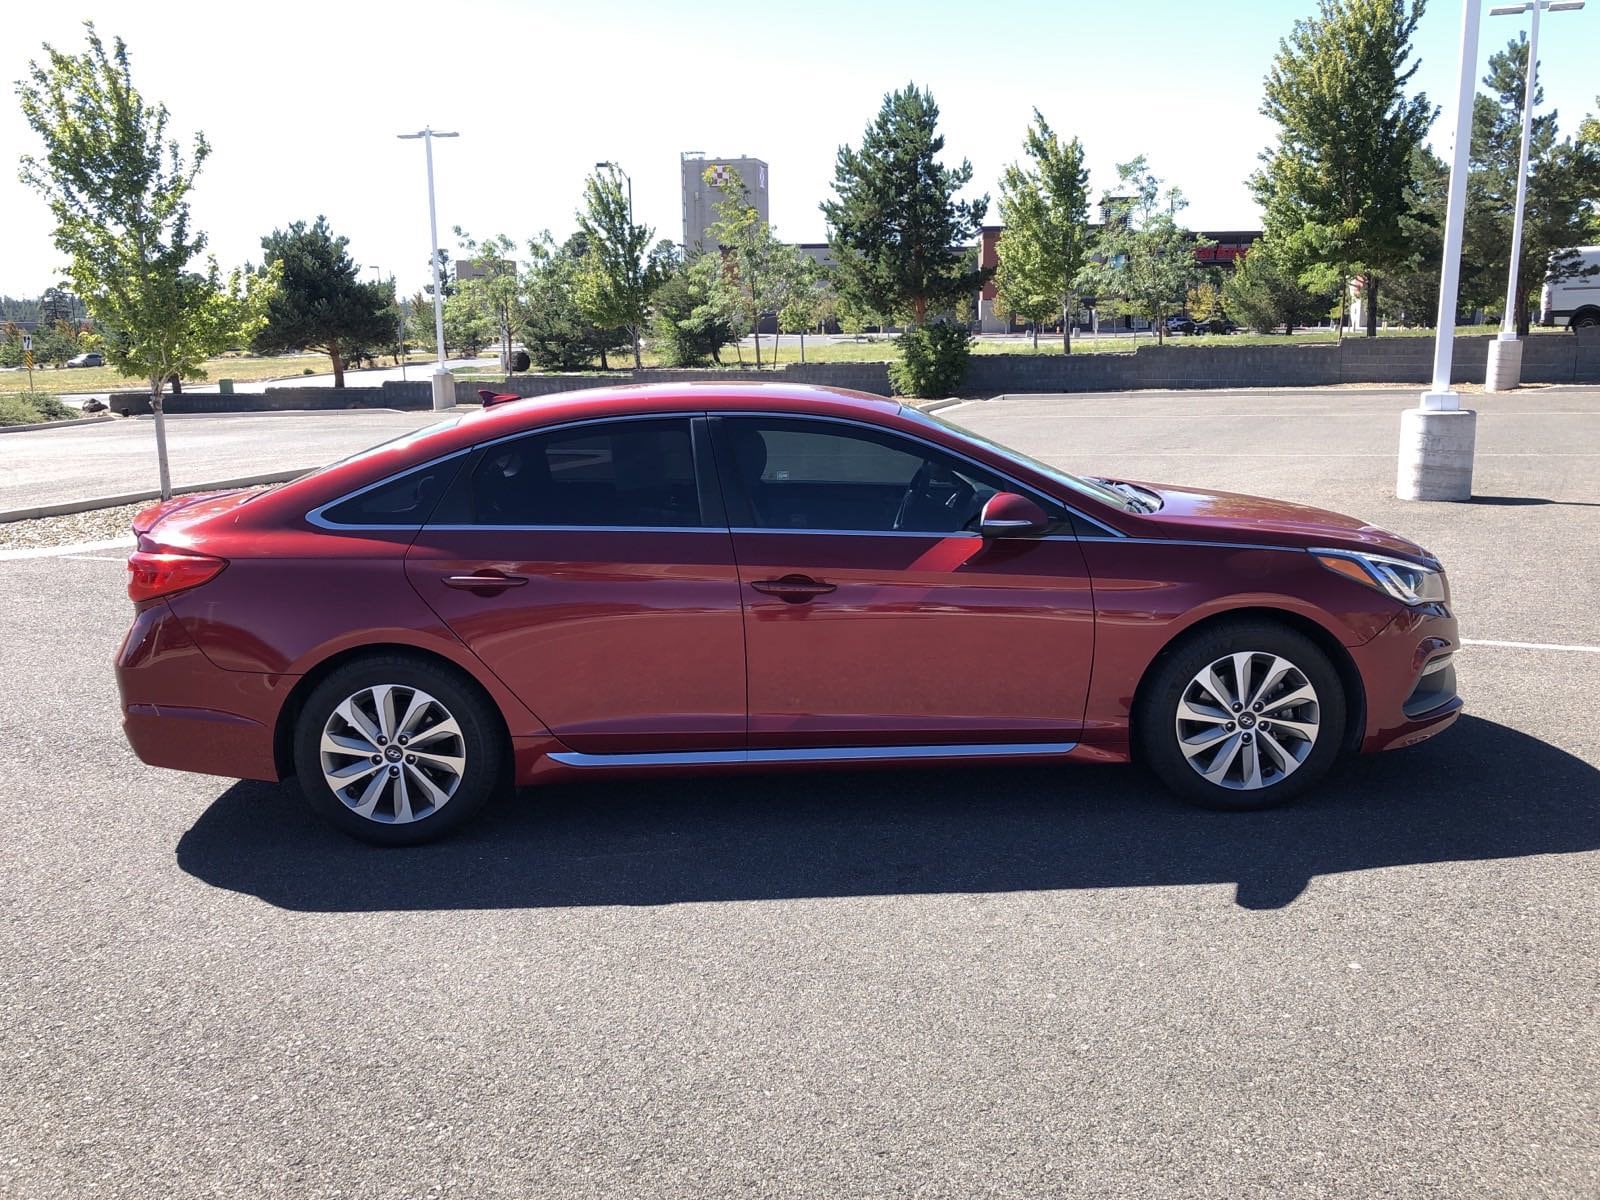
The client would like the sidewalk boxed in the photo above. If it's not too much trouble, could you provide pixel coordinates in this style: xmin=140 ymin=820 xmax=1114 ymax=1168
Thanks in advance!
xmin=0 ymin=408 xmax=446 ymax=514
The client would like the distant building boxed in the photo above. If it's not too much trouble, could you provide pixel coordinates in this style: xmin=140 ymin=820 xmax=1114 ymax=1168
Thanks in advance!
xmin=681 ymin=153 xmax=769 ymax=252
xmin=976 ymin=224 xmax=1262 ymax=333
xmin=455 ymin=258 xmax=515 ymax=283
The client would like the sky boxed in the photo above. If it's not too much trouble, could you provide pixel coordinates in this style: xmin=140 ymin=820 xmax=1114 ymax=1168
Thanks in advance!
xmin=4 ymin=0 xmax=1598 ymax=298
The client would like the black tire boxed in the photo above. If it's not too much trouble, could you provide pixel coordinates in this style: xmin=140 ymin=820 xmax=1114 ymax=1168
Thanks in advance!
xmin=1572 ymin=311 xmax=1600 ymax=330
xmin=291 ymin=653 xmax=504 ymax=845
xmin=1136 ymin=620 xmax=1347 ymax=812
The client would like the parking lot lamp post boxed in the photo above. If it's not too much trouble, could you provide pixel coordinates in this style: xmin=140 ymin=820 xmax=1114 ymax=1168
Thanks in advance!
xmin=1397 ymin=0 xmax=1482 ymax=501
xmin=1484 ymin=1 xmax=1585 ymax=392
xmin=398 ymin=128 xmax=460 ymax=410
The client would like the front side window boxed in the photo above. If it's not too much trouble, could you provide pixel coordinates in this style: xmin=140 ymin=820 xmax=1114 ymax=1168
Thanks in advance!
xmin=719 ymin=418 xmax=1003 ymax=534
xmin=456 ymin=418 xmax=704 ymax=528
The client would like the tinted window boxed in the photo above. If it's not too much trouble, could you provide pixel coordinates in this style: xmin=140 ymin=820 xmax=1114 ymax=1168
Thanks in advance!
xmin=720 ymin=418 xmax=1001 ymax=534
xmin=460 ymin=418 xmax=703 ymax=527
xmin=320 ymin=460 xmax=460 ymax=526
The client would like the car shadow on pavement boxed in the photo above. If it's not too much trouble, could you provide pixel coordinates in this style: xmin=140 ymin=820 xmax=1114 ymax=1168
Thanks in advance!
xmin=177 ymin=715 xmax=1599 ymax=912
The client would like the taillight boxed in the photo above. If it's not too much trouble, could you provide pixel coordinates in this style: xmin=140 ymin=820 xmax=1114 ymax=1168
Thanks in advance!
xmin=126 ymin=551 xmax=227 ymax=603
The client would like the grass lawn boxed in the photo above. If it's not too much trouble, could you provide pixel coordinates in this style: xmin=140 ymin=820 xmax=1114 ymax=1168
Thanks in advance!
xmin=451 ymin=325 xmax=1557 ymax=380
xmin=0 ymin=351 xmax=438 ymax=402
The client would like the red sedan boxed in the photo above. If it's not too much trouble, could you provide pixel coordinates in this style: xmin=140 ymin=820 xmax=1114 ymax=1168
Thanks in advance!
xmin=116 ymin=384 xmax=1461 ymax=844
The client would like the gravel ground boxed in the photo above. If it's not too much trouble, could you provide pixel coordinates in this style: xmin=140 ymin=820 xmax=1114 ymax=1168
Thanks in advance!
xmin=0 ymin=487 xmax=269 ymax=551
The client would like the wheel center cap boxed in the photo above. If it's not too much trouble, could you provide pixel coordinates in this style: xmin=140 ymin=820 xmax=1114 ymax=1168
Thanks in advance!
xmin=1239 ymin=713 xmax=1257 ymax=729
xmin=385 ymin=746 xmax=403 ymax=761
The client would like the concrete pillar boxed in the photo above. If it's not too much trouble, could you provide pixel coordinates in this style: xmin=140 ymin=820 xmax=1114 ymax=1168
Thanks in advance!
xmin=1485 ymin=335 xmax=1523 ymax=392
xmin=431 ymin=368 xmax=455 ymax=412
xmin=1397 ymin=407 xmax=1477 ymax=501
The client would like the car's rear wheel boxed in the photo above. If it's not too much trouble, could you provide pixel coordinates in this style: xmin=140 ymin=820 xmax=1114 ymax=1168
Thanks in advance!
xmin=1137 ymin=621 xmax=1346 ymax=811
xmin=292 ymin=655 xmax=503 ymax=845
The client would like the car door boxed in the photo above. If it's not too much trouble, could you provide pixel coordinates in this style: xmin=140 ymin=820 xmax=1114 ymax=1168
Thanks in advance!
xmin=404 ymin=415 xmax=746 ymax=754
xmin=711 ymin=414 xmax=1096 ymax=751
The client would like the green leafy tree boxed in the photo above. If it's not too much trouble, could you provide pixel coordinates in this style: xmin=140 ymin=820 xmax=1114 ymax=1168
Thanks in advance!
xmin=775 ymin=253 xmax=824 ymax=363
xmin=253 ymin=216 xmax=392 ymax=386
xmin=1461 ymin=37 xmax=1600 ymax=334
xmin=18 ymin=23 xmax=272 ymax=497
xmin=822 ymin=83 xmax=988 ymax=325
xmin=1253 ymin=0 xmax=1435 ymax=337
xmin=1084 ymin=158 xmax=1211 ymax=345
xmin=1223 ymin=236 xmax=1337 ymax=333
xmin=705 ymin=166 xmax=790 ymax=368
xmin=453 ymin=228 xmax=520 ymax=371
xmin=521 ymin=232 xmax=630 ymax=370
xmin=652 ymin=254 xmax=738 ymax=367
xmin=575 ymin=166 xmax=662 ymax=368
xmin=1377 ymin=145 xmax=1449 ymax=326
xmin=994 ymin=109 xmax=1092 ymax=351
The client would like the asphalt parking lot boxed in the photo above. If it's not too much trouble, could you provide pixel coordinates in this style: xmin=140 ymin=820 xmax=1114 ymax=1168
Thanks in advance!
xmin=3 ymin=386 xmax=1597 ymax=1199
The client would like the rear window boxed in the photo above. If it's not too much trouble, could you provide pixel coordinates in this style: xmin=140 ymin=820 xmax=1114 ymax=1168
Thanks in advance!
xmin=318 ymin=459 xmax=463 ymax=527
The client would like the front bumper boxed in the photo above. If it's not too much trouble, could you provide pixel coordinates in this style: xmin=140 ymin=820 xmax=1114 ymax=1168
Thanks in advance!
xmin=116 ymin=602 xmax=291 ymax=781
xmin=1350 ymin=604 xmax=1463 ymax=754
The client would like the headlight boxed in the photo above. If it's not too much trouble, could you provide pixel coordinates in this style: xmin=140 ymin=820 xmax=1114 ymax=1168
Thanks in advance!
xmin=1312 ymin=548 xmax=1447 ymax=606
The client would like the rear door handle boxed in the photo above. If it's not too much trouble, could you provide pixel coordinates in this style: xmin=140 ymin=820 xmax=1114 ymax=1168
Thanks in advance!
xmin=444 ymin=572 xmax=528 ymax=592
xmin=750 ymin=575 xmax=836 ymax=602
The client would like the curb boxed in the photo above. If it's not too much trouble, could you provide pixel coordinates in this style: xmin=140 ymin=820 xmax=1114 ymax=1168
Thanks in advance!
xmin=909 ymin=398 xmax=965 ymax=413
xmin=0 ymin=468 xmax=314 ymax=524
xmin=0 ymin=415 xmax=119 ymax=435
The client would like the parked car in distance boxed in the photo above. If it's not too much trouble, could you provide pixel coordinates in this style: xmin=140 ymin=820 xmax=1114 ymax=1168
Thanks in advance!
xmin=116 ymin=383 xmax=1462 ymax=845
xmin=1163 ymin=315 xmax=1196 ymax=336
xmin=1195 ymin=316 xmax=1237 ymax=335
xmin=65 ymin=352 xmax=104 ymax=368
xmin=1540 ymin=246 xmax=1600 ymax=329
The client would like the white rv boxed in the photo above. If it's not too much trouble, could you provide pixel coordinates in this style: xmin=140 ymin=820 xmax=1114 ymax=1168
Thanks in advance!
xmin=1540 ymin=246 xmax=1600 ymax=329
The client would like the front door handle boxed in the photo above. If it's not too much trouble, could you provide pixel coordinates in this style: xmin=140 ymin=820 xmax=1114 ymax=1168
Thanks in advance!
xmin=750 ymin=575 xmax=836 ymax=602
xmin=444 ymin=572 xmax=529 ymax=592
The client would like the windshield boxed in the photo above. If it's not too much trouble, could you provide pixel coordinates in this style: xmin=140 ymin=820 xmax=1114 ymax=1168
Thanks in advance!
xmin=907 ymin=407 xmax=1137 ymax=512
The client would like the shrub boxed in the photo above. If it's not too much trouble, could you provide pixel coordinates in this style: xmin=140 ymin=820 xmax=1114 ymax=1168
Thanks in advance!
xmin=888 ymin=322 xmax=972 ymax=398
xmin=0 ymin=395 xmax=67 ymax=426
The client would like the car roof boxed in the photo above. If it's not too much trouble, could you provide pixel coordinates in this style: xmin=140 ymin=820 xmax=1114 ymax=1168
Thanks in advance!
xmin=456 ymin=381 xmax=904 ymax=436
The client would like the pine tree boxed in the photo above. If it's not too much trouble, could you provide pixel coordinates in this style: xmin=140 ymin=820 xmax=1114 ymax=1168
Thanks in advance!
xmin=254 ymin=216 xmax=394 ymax=387
xmin=1461 ymin=37 xmax=1600 ymax=334
xmin=822 ymin=84 xmax=988 ymax=325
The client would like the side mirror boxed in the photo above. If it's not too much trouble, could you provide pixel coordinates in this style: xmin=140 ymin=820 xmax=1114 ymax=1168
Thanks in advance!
xmin=977 ymin=492 xmax=1051 ymax=538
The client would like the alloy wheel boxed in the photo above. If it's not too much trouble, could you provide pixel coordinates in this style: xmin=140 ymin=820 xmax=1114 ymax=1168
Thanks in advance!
xmin=1174 ymin=651 xmax=1321 ymax=791
xmin=319 ymin=684 xmax=466 ymax=823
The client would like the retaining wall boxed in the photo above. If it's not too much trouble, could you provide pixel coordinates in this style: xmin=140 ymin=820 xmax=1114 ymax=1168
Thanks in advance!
xmin=101 ymin=329 xmax=1598 ymax=415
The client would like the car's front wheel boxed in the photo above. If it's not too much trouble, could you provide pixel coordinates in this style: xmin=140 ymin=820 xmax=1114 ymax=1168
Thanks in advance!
xmin=1137 ymin=621 xmax=1347 ymax=811
xmin=291 ymin=655 xmax=503 ymax=845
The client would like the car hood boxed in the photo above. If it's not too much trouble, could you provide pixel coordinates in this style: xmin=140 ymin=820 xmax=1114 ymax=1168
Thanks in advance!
xmin=1118 ymin=480 xmax=1436 ymax=562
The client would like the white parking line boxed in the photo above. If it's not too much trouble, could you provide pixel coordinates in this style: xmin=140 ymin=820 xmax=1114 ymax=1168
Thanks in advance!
xmin=1462 ymin=638 xmax=1600 ymax=654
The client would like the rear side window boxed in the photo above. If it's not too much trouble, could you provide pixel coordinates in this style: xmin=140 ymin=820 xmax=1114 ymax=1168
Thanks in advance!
xmin=318 ymin=460 xmax=461 ymax=527
xmin=455 ymin=418 xmax=704 ymax=527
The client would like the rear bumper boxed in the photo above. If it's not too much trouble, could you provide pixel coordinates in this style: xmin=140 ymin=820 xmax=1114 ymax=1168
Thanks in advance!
xmin=1350 ymin=605 xmax=1463 ymax=754
xmin=116 ymin=602 xmax=291 ymax=782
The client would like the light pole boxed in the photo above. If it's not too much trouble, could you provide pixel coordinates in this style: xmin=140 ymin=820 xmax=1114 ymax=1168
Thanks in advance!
xmin=398 ymin=127 xmax=460 ymax=410
xmin=1397 ymin=0 xmax=1483 ymax=501
xmin=595 ymin=160 xmax=640 ymax=368
xmin=1484 ymin=0 xmax=1585 ymax=392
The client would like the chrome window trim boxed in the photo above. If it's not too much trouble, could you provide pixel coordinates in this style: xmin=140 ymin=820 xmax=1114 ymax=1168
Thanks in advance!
xmin=305 ymin=407 xmax=1130 ymax=538
xmin=305 ymin=447 xmax=475 ymax=532
xmin=548 ymin=741 xmax=1079 ymax=768
xmin=715 ymin=410 xmax=1128 ymax=538
xmin=306 ymin=413 xmax=706 ymax=533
